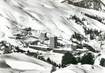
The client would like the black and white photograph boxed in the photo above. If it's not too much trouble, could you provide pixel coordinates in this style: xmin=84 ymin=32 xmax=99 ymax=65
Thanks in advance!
xmin=0 ymin=0 xmax=105 ymax=73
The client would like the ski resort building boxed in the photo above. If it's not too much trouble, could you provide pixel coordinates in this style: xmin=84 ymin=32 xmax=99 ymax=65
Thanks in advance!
xmin=49 ymin=36 xmax=57 ymax=49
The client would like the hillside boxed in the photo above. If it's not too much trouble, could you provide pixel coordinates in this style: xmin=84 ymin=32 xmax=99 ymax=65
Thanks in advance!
xmin=0 ymin=0 xmax=105 ymax=73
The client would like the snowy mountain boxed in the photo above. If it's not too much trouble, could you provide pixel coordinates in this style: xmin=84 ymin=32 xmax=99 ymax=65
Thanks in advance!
xmin=0 ymin=0 xmax=105 ymax=47
xmin=62 ymin=0 xmax=105 ymax=11
xmin=1 ymin=0 xmax=105 ymax=73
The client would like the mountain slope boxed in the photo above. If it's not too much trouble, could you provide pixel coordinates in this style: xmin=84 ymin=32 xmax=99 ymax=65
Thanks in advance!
xmin=0 ymin=0 xmax=105 ymax=51
xmin=1 ymin=0 xmax=105 ymax=73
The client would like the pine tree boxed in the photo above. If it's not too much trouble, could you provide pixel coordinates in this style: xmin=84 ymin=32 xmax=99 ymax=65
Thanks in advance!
xmin=62 ymin=52 xmax=77 ymax=66
xmin=80 ymin=52 xmax=94 ymax=65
